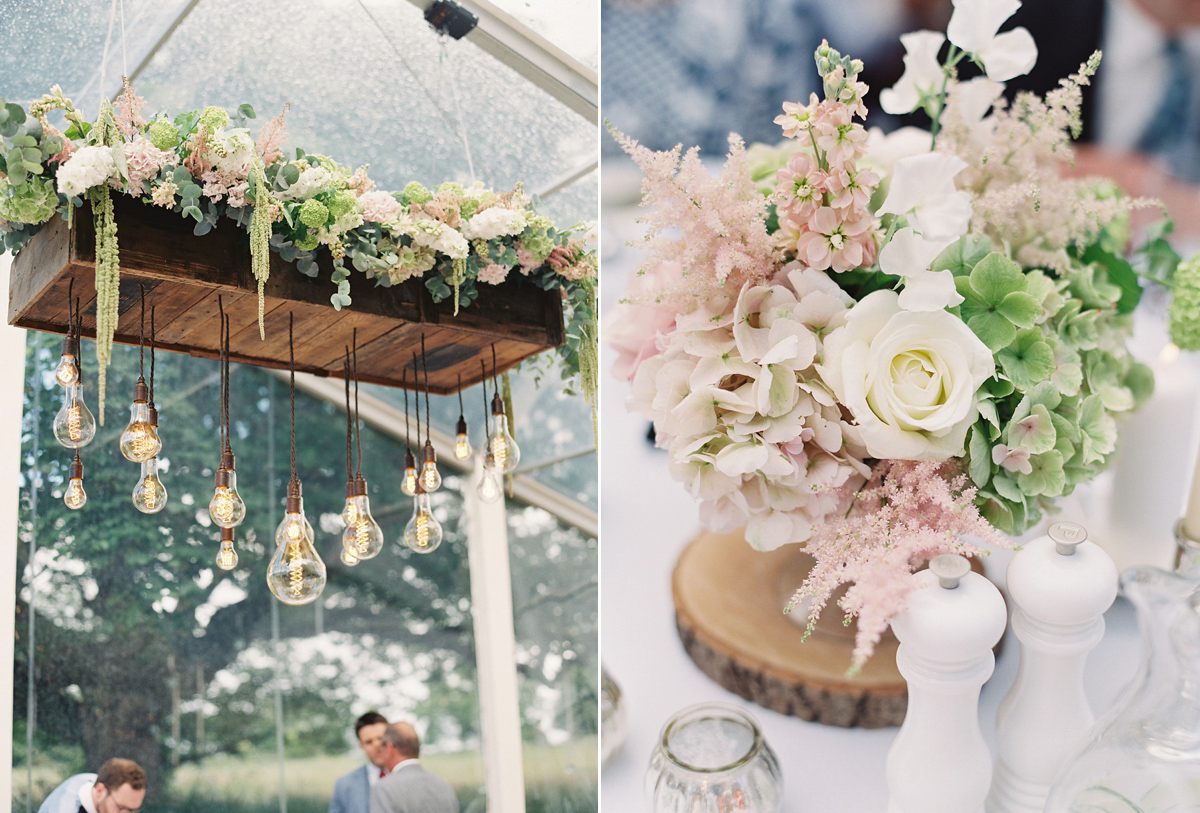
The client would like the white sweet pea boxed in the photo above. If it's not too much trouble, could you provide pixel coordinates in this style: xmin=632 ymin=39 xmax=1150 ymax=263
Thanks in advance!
xmin=880 ymin=227 xmax=962 ymax=312
xmin=878 ymin=152 xmax=972 ymax=242
xmin=861 ymin=126 xmax=934 ymax=178
xmin=818 ymin=289 xmax=994 ymax=461
xmin=879 ymin=31 xmax=946 ymax=115
xmin=946 ymin=77 xmax=1005 ymax=144
xmin=946 ymin=0 xmax=1038 ymax=82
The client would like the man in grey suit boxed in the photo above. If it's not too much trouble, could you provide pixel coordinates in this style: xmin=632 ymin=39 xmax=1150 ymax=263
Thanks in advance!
xmin=329 ymin=711 xmax=390 ymax=813
xmin=368 ymin=722 xmax=459 ymax=813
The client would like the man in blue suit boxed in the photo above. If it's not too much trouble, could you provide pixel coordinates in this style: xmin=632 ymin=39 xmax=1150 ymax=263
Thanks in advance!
xmin=329 ymin=711 xmax=390 ymax=813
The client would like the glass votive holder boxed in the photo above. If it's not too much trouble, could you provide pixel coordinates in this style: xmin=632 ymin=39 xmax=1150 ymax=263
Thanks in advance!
xmin=646 ymin=702 xmax=783 ymax=813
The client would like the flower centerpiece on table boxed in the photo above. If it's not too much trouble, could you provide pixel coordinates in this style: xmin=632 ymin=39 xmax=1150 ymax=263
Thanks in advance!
xmin=0 ymin=81 xmax=597 ymax=421
xmin=608 ymin=0 xmax=1181 ymax=668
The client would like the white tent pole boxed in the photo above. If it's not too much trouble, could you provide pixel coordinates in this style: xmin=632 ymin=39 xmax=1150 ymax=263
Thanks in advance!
xmin=0 ymin=254 xmax=29 ymax=813
xmin=464 ymin=458 xmax=526 ymax=813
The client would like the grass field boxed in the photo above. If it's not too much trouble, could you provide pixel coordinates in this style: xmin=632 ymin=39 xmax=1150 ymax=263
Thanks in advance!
xmin=14 ymin=738 xmax=598 ymax=813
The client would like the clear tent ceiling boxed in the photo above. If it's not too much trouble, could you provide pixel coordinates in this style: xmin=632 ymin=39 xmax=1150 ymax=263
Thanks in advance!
xmin=0 ymin=0 xmax=598 ymax=515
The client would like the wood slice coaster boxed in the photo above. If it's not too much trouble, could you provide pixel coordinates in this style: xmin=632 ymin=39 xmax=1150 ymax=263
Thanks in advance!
xmin=672 ymin=528 xmax=908 ymax=728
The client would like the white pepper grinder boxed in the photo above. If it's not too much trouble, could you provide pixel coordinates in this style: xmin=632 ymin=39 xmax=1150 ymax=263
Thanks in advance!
xmin=986 ymin=521 xmax=1118 ymax=813
xmin=886 ymin=554 xmax=1008 ymax=813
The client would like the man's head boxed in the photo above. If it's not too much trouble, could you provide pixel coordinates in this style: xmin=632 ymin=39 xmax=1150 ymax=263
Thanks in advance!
xmin=92 ymin=759 xmax=146 ymax=813
xmin=379 ymin=721 xmax=420 ymax=770
xmin=355 ymin=711 xmax=389 ymax=769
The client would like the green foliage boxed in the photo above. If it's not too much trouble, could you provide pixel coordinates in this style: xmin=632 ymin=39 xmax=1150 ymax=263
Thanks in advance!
xmin=0 ymin=177 xmax=58 ymax=224
xmin=1170 ymin=253 xmax=1200 ymax=351
xmin=955 ymin=252 xmax=1042 ymax=351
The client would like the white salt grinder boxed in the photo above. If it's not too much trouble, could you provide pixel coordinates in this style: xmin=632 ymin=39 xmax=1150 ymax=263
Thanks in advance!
xmin=986 ymin=521 xmax=1118 ymax=813
xmin=886 ymin=554 xmax=1008 ymax=813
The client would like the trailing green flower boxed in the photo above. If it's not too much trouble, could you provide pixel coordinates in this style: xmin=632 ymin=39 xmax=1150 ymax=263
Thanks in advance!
xmin=90 ymin=98 xmax=122 ymax=425
xmin=249 ymin=157 xmax=272 ymax=339
xmin=579 ymin=277 xmax=599 ymax=444
xmin=1170 ymin=253 xmax=1200 ymax=351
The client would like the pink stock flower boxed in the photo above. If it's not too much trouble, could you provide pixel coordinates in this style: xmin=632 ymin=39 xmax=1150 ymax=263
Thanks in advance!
xmin=774 ymin=94 xmax=821 ymax=139
xmin=516 ymin=242 xmax=539 ymax=273
xmin=825 ymin=165 xmax=879 ymax=211
xmin=123 ymin=136 xmax=176 ymax=189
xmin=775 ymin=152 xmax=825 ymax=220
xmin=477 ymin=262 xmax=510 ymax=285
xmin=794 ymin=207 xmax=876 ymax=272
xmin=814 ymin=105 xmax=868 ymax=166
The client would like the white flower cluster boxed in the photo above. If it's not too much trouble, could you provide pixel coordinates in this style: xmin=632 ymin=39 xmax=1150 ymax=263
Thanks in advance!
xmin=462 ymin=206 xmax=526 ymax=240
xmin=280 ymin=165 xmax=335 ymax=201
xmin=56 ymin=145 xmax=117 ymax=198
xmin=409 ymin=217 xmax=469 ymax=259
xmin=628 ymin=265 xmax=870 ymax=550
xmin=207 ymin=128 xmax=256 ymax=176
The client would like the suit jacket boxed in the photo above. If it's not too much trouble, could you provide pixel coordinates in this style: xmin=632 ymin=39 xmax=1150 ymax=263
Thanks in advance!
xmin=329 ymin=764 xmax=372 ymax=813
xmin=369 ymin=762 xmax=459 ymax=813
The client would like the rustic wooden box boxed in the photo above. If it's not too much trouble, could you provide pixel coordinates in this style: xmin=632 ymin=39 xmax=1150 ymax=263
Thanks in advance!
xmin=8 ymin=196 xmax=565 ymax=393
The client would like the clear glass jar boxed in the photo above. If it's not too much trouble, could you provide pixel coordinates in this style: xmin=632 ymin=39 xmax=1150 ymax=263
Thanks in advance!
xmin=646 ymin=702 xmax=782 ymax=813
xmin=1045 ymin=565 xmax=1200 ymax=812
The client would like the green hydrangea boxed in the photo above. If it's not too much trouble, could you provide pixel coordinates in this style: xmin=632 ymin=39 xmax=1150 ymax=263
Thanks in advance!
xmin=1170 ymin=253 xmax=1200 ymax=351
xmin=0 ymin=179 xmax=58 ymax=225
xmin=527 ymin=215 xmax=553 ymax=232
xmin=147 ymin=118 xmax=180 ymax=150
xmin=403 ymin=182 xmax=431 ymax=205
xmin=523 ymin=233 xmax=555 ymax=264
xmin=198 ymin=106 xmax=229 ymax=132
xmin=327 ymin=191 xmax=357 ymax=220
xmin=298 ymin=198 xmax=329 ymax=230
xmin=437 ymin=182 xmax=464 ymax=197
xmin=295 ymin=233 xmax=320 ymax=251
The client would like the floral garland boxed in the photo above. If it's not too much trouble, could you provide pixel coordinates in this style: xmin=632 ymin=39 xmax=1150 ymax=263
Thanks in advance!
xmin=0 ymin=81 xmax=597 ymax=422
xmin=609 ymin=2 xmax=1187 ymax=667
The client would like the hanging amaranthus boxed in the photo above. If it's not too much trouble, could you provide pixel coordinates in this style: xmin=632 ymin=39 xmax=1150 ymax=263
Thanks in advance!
xmin=449 ymin=256 xmax=468 ymax=315
xmin=578 ymin=276 xmax=599 ymax=445
xmin=249 ymin=156 xmax=273 ymax=339
xmin=90 ymin=99 xmax=121 ymax=424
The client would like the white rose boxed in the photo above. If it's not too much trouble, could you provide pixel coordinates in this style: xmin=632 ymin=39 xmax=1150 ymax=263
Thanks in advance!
xmin=818 ymin=289 xmax=994 ymax=461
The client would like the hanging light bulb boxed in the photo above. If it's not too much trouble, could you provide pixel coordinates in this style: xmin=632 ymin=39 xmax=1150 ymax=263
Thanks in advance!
xmin=402 ymin=449 xmax=418 ymax=497
xmin=485 ymin=392 xmax=521 ymax=474
xmin=53 ymin=381 xmax=96 ymax=448
xmin=209 ymin=449 xmax=246 ymax=528
xmin=477 ymin=464 xmax=502 ymax=504
xmin=267 ymin=481 xmax=326 ymax=605
xmin=64 ymin=452 xmax=87 ymax=510
xmin=132 ymin=457 xmax=167 ymax=514
xmin=420 ymin=440 xmax=442 ymax=492
xmin=403 ymin=485 xmax=444 ymax=554
xmin=455 ymin=415 xmax=472 ymax=460
xmin=215 ymin=526 xmax=238 ymax=571
xmin=54 ymin=334 xmax=79 ymax=387
xmin=343 ymin=476 xmax=385 ymax=560
xmin=340 ymin=545 xmax=360 ymax=567
xmin=119 ymin=377 xmax=161 ymax=462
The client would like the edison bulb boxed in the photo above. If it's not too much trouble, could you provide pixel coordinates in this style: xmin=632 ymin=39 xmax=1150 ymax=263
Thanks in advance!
xmin=266 ymin=498 xmax=326 ymax=605
xmin=64 ymin=475 xmax=87 ymax=509
xmin=133 ymin=458 xmax=168 ymax=514
xmin=340 ymin=545 xmax=359 ymax=567
xmin=343 ymin=494 xmax=385 ymax=560
xmin=486 ymin=396 xmax=521 ymax=474
xmin=403 ymin=491 xmax=443 ymax=554
xmin=477 ymin=469 xmax=502 ymax=503
xmin=215 ymin=536 xmax=238 ymax=571
xmin=401 ymin=449 xmax=418 ymax=497
xmin=120 ymin=409 xmax=161 ymax=462
xmin=53 ymin=383 xmax=96 ymax=448
xmin=209 ymin=470 xmax=246 ymax=528
xmin=420 ymin=441 xmax=442 ymax=493
xmin=54 ymin=351 xmax=79 ymax=387
xmin=454 ymin=416 xmax=472 ymax=460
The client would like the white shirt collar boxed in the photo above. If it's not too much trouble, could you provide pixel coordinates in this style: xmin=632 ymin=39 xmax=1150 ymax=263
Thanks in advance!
xmin=392 ymin=758 xmax=420 ymax=771
xmin=367 ymin=764 xmax=383 ymax=787
xmin=78 ymin=780 xmax=98 ymax=813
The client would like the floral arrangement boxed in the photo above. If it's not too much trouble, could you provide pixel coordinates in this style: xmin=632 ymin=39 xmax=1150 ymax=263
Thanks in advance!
xmin=608 ymin=0 xmax=1182 ymax=667
xmin=0 ymin=81 xmax=597 ymax=421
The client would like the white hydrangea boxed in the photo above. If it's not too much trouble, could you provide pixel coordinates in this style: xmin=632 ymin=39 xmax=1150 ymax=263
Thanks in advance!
xmin=208 ymin=128 xmax=256 ymax=177
xmin=410 ymin=218 xmax=469 ymax=259
xmin=280 ymin=165 xmax=335 ymax=201
xmin=462 ymin=207 xmax=527 ymax=240
xmin=56 ymin=145 xmax=117 ymax=198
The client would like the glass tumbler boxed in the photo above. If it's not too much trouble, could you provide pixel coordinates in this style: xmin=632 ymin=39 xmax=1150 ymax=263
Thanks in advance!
xmin=646 ymin=702 xmax=783 ymax=813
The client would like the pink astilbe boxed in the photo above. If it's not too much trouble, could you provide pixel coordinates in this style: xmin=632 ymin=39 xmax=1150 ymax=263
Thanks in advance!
xmin=113 ymin=77 xmax=146 ymax=139
xmin=256 ymin=103 xmax=290 ymax=166
xmin=789 ymin=460 xmax=1010 ymax=670
xmin=613 ymin=128 xmax=779 ymax=310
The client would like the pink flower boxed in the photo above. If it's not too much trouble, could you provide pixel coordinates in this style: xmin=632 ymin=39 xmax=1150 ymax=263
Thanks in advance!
xmin=794 ymin=207 xmax=876 ymax=272
xmin=226 ymin=181 xmax=249 ymax=209
xmin=607 ymin=261 xmax=683 ymax=382
xmin=151 ymin=181 xmax=177 ymax=208
xmin=774 ymin=95 xmax=821 ymax=139
xmin=256 ymin=104 xmax=290 ymax=167
xmin=123 ymin=136 xmax=176 ymax=189
xmin=113 ymin=78 xmax=146 ymax=139
xmin=814 ymin=105 xmax=868 ymax=167
xmin=359 ymin=190 xmax=403 ymax=224
xmin=775 ymin=152 xmax=826 ymax=220
xmin=825 ymin=165 xmax=879 ymax=212
xmin=516 ymin=242 xmax=540 ymax=273
xmin=477 ymin=262 xmax=510 ymax=285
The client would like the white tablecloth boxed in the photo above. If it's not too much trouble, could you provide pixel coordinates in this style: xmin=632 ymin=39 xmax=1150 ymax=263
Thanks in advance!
xmin=599 ymin=199 xmax=1146 ymax=813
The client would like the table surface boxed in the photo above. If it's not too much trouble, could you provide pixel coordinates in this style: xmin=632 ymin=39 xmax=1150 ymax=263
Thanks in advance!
xmin=598 ymin=200 xmax=1148 ymax=813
